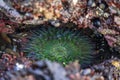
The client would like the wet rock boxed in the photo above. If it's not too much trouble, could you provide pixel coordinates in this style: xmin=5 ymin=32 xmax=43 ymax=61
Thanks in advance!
xmin=92 ymin=17 xmax=101 ymax=28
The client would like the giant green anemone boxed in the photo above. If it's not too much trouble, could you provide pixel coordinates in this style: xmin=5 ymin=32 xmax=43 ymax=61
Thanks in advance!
xmin=23 ymin=25 xmax=111 ymax=67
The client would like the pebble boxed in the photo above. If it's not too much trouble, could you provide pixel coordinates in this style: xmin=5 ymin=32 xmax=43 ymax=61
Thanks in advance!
xmin=92 ymin=17 xmax=101 ymax=28
xmin=114 ymin=16 xmax=120 ymax=26
xmin=82 ymin=68 xmax=91 ymax=75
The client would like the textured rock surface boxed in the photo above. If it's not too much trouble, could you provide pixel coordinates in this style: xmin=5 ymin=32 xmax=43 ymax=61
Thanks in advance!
xmin=0 ymin=0 xmax=119 ymax=54
xmin=0 ymin=58 xmax=119 ymax=80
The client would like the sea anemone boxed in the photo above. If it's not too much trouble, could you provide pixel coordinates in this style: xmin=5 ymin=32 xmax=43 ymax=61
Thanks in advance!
xmin=23 ymin=25 xmax=111 ymax=67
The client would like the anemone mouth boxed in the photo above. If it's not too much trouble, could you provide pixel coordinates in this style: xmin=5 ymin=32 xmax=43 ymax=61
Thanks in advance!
xmin=23 ymin=25 xmax=111 ymax=67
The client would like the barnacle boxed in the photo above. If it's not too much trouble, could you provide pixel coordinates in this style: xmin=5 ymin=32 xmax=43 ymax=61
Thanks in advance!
xmin=23 ymin=25 xmax=111 ymax=67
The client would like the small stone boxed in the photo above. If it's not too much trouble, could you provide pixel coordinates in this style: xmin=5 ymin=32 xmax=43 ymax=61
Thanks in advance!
xmin=92 ymin=2 xmax=96 ymax=7
xmin=87 ymin=0 xmax=96 ymax=7
xmin=72 ymin=0 xmax=78 ymax=6
xmin=100 ymin=3 xmax=106 ymax=10
xmin=82 ymin=68 xmax=91 ymax=75
xmin=103 ymin=13 xmax=109 ymax=18
xmin=92 ymin=17 xmax=101 ymax=28
xmin=14 ymin=63 xmax=24 ymax=71
xmin=109 ymin=7 xmax=117 ymax=14
xmin=114 ymin=16 xmax=120 ymax=26
xmin=99 ymin=1 xmax=108 ymax=10
xmin=51 ymin=20 xmax=60 ymax=27
xmin=95 ymin=7 xmax=104 ymax=16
